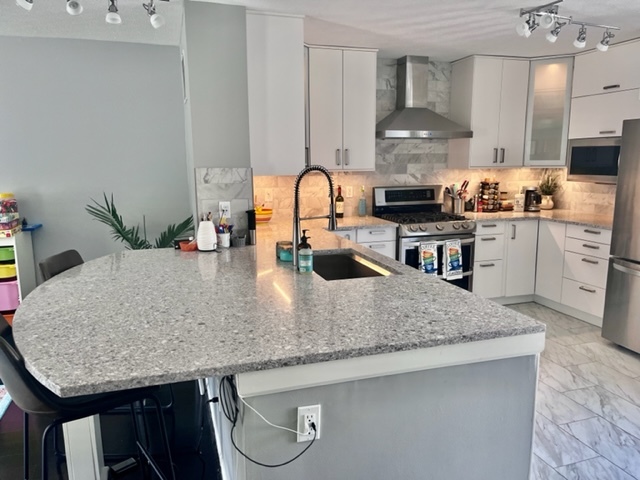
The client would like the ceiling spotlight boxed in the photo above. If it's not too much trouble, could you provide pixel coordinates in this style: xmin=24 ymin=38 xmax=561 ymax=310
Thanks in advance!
xmin=66 ymin=0 xmax=83 ymax=15
xmin=545 ymin=21 xmax=566 ymax=43
xmin=16 ymin=0 xmax=33 ymax=11
xmin=106 ymin=0 xmax=121 ymax=24
xmin=539 ymin=13 xmax=555 ymax=29
xmin=516 ymin=15 xmax=538 ymax=38
xmin=573 ymin=25 xmax=587 ymax=49
xmin=143 ymin=0 xmax=165 ymax=29
xmin=597 ymin=30 xmax=615 ymax=52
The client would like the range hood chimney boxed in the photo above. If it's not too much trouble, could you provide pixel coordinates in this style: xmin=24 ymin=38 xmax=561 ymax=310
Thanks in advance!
xmin=375 ymin=56 xmax=473 ymax=140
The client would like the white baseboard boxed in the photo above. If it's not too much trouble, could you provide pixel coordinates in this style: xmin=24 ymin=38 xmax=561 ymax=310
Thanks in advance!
xmin=492 ymin=295 xmax=535 ymax=306
xmin=533 ymin=296 xmax=603 ymax=327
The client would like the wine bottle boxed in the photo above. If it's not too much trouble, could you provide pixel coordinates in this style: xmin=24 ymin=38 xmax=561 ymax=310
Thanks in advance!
xmin=335 ymin=185 xmax=344 ymax=218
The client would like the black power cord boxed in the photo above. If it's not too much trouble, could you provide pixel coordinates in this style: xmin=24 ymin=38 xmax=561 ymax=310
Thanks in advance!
xmin=219 ymin=376 xmax=317 ymax=468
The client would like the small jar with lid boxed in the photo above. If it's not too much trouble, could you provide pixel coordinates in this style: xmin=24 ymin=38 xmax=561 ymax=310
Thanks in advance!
xmin=0 ymin=193 xmax=19 ymax=229
xmin=276 ymin=241 xmax=294 ymax=262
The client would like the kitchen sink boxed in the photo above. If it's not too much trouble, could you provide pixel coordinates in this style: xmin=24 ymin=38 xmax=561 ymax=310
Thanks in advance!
xmin=313 ymin=251 xmax=394 ymax=281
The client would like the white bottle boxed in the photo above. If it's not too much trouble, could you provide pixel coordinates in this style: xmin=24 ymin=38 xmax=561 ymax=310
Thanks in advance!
xmin=514 ymin=193 xmax=525 ymax=212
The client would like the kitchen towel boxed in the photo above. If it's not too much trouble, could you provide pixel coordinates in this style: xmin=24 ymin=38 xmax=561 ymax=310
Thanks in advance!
xmin=445 ymin=239 xmax=463 ymax=281
xmin=0 ymin=386 xmax=11 ymax=421
xmin=419 ymin=242 xmax=438 ymax=276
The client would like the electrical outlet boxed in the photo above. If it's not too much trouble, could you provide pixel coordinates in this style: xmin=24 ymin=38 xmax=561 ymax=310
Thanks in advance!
xmin=345 ymin=186 xmax=353 ymax=198
xmin=297 ymin=404 xmax=321 ymax=442
xmin=265 ymin=189 xmax=273 ymax=202
xmin=218 ymin=201 xmax=231 ymax=220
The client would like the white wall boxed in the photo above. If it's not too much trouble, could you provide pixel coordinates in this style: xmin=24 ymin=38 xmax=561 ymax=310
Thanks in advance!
xmin=0 ymin=36 xmax=190 ymax=269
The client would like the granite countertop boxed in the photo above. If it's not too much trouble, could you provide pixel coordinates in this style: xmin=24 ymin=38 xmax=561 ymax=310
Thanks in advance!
xmin=465 ymin=209 xmax=613 ymax=229
xmin=13 ymin=219 xmax=544 ymax=397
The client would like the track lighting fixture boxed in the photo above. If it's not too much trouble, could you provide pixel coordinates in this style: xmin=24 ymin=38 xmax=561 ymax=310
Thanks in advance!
xmin=105 ymin=0 xmax=121 ymax=24
xmin=66 ymin=0 xmax=83 ymax=16
xmin=15 ymin=0 xmax=33 ymax=11
xmin=517 ymin=0 xmax=620 ymax=51
xmin=597 ymin=30 xmax=615 ymax=52
xmin=143 ymin=0 xmax=166 ymax=29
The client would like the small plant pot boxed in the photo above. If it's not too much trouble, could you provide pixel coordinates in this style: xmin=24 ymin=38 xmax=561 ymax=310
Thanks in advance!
xmin=540 ymin=195 xmax=555 ymax=210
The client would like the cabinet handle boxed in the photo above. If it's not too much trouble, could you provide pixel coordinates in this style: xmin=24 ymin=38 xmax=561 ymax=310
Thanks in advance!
xmin=482 ymin=224 xmax=498 ymax=228
xmin=345 ymin=148 xmax=350 ymax=166
xmin=480 ymin=236 xmax=497 ymax=241
xmin=493 ymin=148 xmax=498 ymax=164
xmin=368 ymin=244 xmax=385 ymax=249
xmin=345 ymin=234 xmax=351 ymax=240
xmin=582 ymin=243 xmax=600 ymax=250
xmin=511 ymin=224 xmax=516 ymax=240
xmin=581 ymin=258 xmax=599 ymax=265
xmin=584 ymin=229 xmax=601 ymax=235
xmin=479 ymin=263 xmax=495 ymax=267
xmin=579 ymin=285 xmax=597 ymax=293
xmin=336 ymin=149 xmax=341 ymax=166
xmin=599 ymin=130 xmax=617 ymax=135
xmin=500 ymin=148 xmax=505 ymax=164
xmin=368 ymin=230 xmax=386 ymax=235
xmin=603 ymin=84 xmax=620 ymax=90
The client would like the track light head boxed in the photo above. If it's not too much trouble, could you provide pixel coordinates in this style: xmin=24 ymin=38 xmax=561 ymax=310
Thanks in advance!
xmin=539 ymin=13 xmax=555 ymax=29
xmin=545 ymin=21 xmax=566 ymax=43
xmin=66 ymin=0 xmax=83 ymax=16
xmin=573 ymin=26 xmax=587 ymax=49
xmin=597 ymin=30 xmax=615 ymax=52
xmin=516 ymin=15 xmax=537 ymax=38
xmin=143 ymin=1 xmax=166 ymax=29
xmin=106 ymin=0 xmax=121 ymax=24
xmin=16 ymin=0 xmax=33 ymax=11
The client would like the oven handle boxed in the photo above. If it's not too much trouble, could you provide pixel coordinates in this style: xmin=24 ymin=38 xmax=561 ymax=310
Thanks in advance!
xmin=436 ymin=271 xmax=473 ymax=279
xmin=402 ymin=237 xmax=476 ymax=248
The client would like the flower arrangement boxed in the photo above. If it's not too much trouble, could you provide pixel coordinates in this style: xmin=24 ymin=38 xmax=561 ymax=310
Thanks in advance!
xmin=539 ymin=171 xmax=561 ymax=196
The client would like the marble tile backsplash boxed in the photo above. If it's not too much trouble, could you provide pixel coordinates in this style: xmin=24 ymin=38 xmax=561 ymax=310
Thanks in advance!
xmin=254 ymin=58 xmax=616 ymax=219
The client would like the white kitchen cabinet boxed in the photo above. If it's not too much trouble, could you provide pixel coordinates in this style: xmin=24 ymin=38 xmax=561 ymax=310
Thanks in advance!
xmin=535 ymin=221 xmax=566 ymax=303
xmin=334 ymin=229 xmax=356 ymax=241
xmin=568 ymin=89 xmax=640 ymax=139
xmin=356 ymin=226 xmax=396 ymax=260
xmin=473 ymin=260 xmax=504 ymax=299
xmin=504 ymin=221 xmax=539 ymax=297
xmin=308 ymin=46 xmax=377 ymax=171
xmin=473 ymin=220 xmax=506 ymax=298
xmin=359 ymin=241 xmax=396 ymax=259
xmin=564 ymin=251 xmax=608 ymax=289
xmin=561 ymin=278 xmax=606 ymax=319
xmin=246 ymin=12 xmax=305 ymax=175
xmin=573 ymin=40 xmax=640 ymax=98
xmin=449 ymin=57 xmax=529 ymax=168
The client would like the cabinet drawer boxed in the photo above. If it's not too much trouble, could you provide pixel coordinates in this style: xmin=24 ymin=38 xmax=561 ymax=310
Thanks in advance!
xmin=474 ymin=234 xmax=505 ymax=261
xmin=564 ymin=251 xmax=608 ymax=289
xmin=473 ymin=260 xmax=504 ymax=298
xmin=561 ymin=277 xmax=606 ymax=318
xmin=566 ymin=224 xmax=612 ymax=245
xmin=476 ymin=222 xmax=506 ymax=235
xmin=564 ymin=237 xmax=610 ymax=260
xmin=334 ymin=229 xmax=356 ymax=241
xmin=356 ymin=227 xmax=396 ymax=243
xmin=358 ymin=241 xmax=396 ymax=260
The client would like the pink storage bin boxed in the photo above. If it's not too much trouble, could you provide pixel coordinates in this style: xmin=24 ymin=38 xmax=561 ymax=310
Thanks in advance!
xmin=0 ymin=280 xmax=19 ymax=311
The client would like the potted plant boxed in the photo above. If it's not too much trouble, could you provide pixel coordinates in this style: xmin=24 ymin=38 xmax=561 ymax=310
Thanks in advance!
xmin=538 ymin=171 xmax=561 ymax=210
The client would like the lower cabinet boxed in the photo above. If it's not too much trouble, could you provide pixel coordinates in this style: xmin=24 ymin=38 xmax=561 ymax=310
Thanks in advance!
xmin=535 ymin=221 xmax=566 ymax=303
xmin=334 ymin=226 xmax=397 ymax=260
xmin=561 ymin=278 xmax=606 ymax=318
xmin=473 ymin=260 xmax=504 ymax=298
xmin=334 ymin=229 xmax=356 ymax=241
xmin=504 ymin=221 xmax=539 ymax=297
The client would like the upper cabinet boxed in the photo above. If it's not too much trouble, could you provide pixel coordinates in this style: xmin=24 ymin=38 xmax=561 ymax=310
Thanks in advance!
xmin=246 ymin=12 xmax=305 ymax=176
xmin=569 ymin=89 xmax=640 ymax=139
xmin=524 ymin=57 xmax=573 ymax=167
xmin=308 ymin=46 xmax=377 ymax=171
xmin=449 ymin=56 xmax=529 ymax=168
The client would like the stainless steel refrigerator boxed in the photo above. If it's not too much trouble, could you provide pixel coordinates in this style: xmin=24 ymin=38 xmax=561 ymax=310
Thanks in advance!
xmin=602 ymin=118 xmax=640 ymax=353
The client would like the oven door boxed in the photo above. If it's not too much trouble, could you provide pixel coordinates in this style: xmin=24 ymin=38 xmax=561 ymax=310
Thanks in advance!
xmin=400 ymin=236 xmax=475 ymax=291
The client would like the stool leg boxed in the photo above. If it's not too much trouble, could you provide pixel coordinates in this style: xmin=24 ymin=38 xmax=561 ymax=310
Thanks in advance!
xmin=41 ymin=422 xmax=57 ymax=480
xmin=149 ymin=395 xmax=176 ymax=480
xmin=23 ymin=412 xmax=29 ymax=480
xmin=129 ymin=403 xmax=148 ymax=479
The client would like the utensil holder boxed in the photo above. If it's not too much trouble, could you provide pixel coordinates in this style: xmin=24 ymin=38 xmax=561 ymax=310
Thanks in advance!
xmin=448 ymin=196 xmax=464 ymax=215
xmin=217 ymin=232 xmax=231 ymax=248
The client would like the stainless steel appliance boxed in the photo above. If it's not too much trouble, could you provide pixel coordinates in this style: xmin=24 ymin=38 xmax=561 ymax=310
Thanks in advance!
xmin=567 ymin=137 xmax=621 ymax=184
xmin=602 ymin=118 xmax=640 ymax=353
xmin=523 ymin=186 xmax=542 ymax=212
xmin=373 ymin=185 xmax=476 ymax=291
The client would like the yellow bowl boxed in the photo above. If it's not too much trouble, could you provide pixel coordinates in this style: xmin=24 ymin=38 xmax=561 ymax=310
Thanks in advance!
xmin=256 ymin=213 xmax=272 ymax=223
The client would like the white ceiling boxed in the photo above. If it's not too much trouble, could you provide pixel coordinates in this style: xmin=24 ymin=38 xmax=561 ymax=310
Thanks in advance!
xmin=1 ymin=0 xmax=639 ymax=60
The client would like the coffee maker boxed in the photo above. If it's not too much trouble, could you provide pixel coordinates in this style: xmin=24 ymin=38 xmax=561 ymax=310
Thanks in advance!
xmin=523 ymin=186 xmax=542 ymax=212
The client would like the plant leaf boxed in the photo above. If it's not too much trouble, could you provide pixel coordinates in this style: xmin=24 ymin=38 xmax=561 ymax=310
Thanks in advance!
xmin=154 ymin=215 xmax=195 ymax=249
xmin=86 ymin=193 xmax=151 ymax=250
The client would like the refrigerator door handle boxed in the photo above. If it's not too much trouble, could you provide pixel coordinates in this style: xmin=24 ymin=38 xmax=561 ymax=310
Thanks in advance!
xmin=613 ymin=262 xmax=640 ymax=278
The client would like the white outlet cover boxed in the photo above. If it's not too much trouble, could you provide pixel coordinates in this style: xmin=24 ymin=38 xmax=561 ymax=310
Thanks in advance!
xmin=297 ymin=404 xmax=321 ymax=442
xmin=346 ymin=186 xmax=353 ymax=198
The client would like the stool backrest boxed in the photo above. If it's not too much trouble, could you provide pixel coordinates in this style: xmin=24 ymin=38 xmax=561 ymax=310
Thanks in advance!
xmin=39 ymin=249 xmax=84 ymax=281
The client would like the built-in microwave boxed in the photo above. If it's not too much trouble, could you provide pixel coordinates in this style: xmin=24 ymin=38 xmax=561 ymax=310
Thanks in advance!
xmin=567 ymin=137 xmax=621 ymax=184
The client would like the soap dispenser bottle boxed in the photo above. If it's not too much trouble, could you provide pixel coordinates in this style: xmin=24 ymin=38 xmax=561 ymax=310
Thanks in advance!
xmin=358 ymin=185 xmax=367 ymax=217
xmin=297 ymin=230 xmax=313 ymax=273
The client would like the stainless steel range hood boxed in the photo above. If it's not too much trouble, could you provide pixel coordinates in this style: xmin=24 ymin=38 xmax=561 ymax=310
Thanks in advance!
xmin=376 ymin=56 xmax=473 ymax=140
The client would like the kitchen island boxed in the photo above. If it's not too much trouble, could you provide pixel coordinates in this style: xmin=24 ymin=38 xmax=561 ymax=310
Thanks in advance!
xmin=13 ymin=218 xmax=545 ymax=480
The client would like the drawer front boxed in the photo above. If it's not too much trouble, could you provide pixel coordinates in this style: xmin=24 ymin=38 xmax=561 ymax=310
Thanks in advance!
xmin=473 ymin=260 xmax=504 ymax=298
xmin=334 ymin=229 xmax=356 ymax=241
xmin=564 ymin=251 xmax=609 ymax=289
xmin=476 ymin=222 xmax=506 ymax=235
xmin=564 ymin=237 xmax=610 ymax=260
xmin=358 ymin=241 xmax=396 ymax=260
xmin=561 ymin=277 xmax=606 ymax=318
xmin=474 ymin=234 xmax=505 ymax=261
xmin=356 ymin=227 xmax=396 ymax=243
xmin=566 ymin=224 xmax=612 ymax=245
xmin=0 ymin=280 xmax=19 ymax=311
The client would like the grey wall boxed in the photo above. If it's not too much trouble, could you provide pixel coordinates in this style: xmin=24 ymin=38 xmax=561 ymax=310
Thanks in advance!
xmin=0 ymin=36 xmax=190 ymax=269
xmin=184 ymin=2 xmax=251 ymax=169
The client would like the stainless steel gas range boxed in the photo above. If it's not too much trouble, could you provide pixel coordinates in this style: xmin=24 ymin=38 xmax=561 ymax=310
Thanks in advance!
xmin=373 ymin=185 xmax=477 ymax=291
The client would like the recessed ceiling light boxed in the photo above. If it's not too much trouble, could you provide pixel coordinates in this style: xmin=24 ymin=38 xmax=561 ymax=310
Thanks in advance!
xmin=66 ymin=0 xmax=83 ymax=16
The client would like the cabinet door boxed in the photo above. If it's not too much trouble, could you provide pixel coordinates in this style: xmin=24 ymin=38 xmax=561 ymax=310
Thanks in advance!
xmin=309 ymin=48 xmax=344 ymax=170
xmin=342 ymin=50 xmax=376 ymax=171
xmin=473 ymin=260 xmax=504 ymax=298
xmin=535 ymin=221 xmax=566 ymax=303
xmin=469 ymin=57 xmax=502 ymax=167
xmin=359 ymin=241 xmax=396 ymax=259
xmin=505 ymin=220 xmax=539 ymax=297
xmin=568 ymin=89 xmax=640 ymax=139
xmin=497 ymin=60 xmax=529 ymax=167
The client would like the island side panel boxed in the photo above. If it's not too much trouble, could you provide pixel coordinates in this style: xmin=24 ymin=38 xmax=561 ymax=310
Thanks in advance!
xmin=217 ymin=355 xmax=537 ymax=480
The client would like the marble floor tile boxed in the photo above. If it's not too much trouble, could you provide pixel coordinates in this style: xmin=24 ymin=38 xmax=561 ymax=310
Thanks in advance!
xmin=566 ymin=363 xmax=640 ymax=408
xmin=537 ymin=382 xmax=597 ymax=425
xmin=570 ymin=342 xmax=640 ymax=378
xmin=534 ymin=413 xmax=599 ymax=468
xmin=556 ymin=456 xmax=636 ymax=480
xmin=530 ymin=454 xmax=567 ymax=480
xmin=540 ymin=358 xmax=594 ymax=393
xmin=565 ymin=386 xmax=640 ymax=440
xmin=550 ymin=327 xmax=610 ymax=347
xmin=562 ymin=416 xmax=640 ymax=476
xmin=543 ymin=339 xmax=594 ymax=367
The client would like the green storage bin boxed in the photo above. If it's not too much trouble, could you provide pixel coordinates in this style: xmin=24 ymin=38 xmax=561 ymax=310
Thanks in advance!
xmin=0 ymin=247 xmax=15 ymax=262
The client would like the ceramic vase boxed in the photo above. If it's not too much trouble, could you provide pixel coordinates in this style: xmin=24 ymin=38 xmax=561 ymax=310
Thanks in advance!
xmin=540 ymin=195 xmax=554 ymax=210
